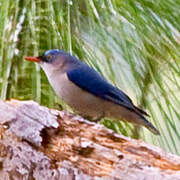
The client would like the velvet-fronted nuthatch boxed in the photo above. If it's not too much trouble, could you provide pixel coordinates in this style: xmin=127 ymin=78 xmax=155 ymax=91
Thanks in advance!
xmin=24 ymin=49 xmax=159 ymax=135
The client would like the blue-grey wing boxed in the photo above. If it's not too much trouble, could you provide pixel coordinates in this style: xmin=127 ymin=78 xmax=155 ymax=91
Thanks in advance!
xmin=67 ymin=64 xmax=135 ymax=111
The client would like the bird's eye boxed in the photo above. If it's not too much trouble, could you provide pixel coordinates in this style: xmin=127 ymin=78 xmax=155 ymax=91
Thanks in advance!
xmin=46 ymin=54 xmax=52 ymax=61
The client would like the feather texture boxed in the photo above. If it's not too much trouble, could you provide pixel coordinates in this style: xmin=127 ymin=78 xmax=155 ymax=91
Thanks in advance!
xmin=67 ymin=64 xmax=138 ymax=113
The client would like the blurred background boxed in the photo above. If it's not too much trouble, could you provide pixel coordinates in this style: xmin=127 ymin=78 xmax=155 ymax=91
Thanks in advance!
xmin=0 ymin=0 xmax=179 ymax=154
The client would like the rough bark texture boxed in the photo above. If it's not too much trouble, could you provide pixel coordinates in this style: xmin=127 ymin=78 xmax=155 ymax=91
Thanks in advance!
xmin=0 ymin=99 xmax=180 ymax=180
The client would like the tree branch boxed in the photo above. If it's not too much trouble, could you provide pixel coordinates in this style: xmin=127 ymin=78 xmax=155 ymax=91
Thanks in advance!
xmin=0 ymin=99 xmax=180 ymax=180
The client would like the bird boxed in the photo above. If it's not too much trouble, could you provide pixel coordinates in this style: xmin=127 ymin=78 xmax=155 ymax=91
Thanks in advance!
xmin=24 ymin=49 xmax=160 ymax=135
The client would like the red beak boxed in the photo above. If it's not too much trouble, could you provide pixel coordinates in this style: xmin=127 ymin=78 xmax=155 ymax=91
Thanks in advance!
xmin=24 ymin=56 xmax=41 ymax=62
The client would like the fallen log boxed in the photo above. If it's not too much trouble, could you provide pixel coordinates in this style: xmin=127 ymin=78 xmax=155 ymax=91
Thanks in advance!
xmin=0 ymin=99 xmax=180 ymax=180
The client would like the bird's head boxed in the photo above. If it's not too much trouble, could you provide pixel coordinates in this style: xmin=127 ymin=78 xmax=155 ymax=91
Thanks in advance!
xmin=24 ymin=49 xmax=64 ymax=63
xmin=24 ymin=49 xmax=76 ymax=74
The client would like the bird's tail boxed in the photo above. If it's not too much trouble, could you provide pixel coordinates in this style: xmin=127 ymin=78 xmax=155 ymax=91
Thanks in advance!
xmin=133 ymin=106 xmax=160 ymax=135
xmin=140 ymin=116 xmax=160 ymax=135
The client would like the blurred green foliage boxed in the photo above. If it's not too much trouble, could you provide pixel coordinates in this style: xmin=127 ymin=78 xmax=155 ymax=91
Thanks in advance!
xmin=0 ymin=0 xmax=180 ymax=154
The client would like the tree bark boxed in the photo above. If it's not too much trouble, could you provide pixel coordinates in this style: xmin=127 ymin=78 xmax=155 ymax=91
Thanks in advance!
xmin=0 ymin=99 xmax=180 ymax=180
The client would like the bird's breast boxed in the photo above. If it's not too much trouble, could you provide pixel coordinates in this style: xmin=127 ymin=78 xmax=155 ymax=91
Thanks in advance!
xmin=47 ymin=72 xmax=105 ymax=119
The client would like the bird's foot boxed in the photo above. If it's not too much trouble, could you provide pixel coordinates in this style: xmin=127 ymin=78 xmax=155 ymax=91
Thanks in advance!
xmin=82 ymin=114 xmax=104 ymax=122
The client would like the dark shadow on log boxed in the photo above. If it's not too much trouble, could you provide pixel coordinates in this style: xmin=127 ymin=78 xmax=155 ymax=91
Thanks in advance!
xmin=0 ymin=99 xmax=180 ymax=180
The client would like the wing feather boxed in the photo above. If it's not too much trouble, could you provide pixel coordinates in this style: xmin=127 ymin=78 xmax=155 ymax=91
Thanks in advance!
xmin=67 ymin=65 xmax=135 ymax=111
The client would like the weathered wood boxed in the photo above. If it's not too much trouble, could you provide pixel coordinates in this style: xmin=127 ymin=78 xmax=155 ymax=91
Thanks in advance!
xmin=0 ymin=99 xmax=180 ymax=180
